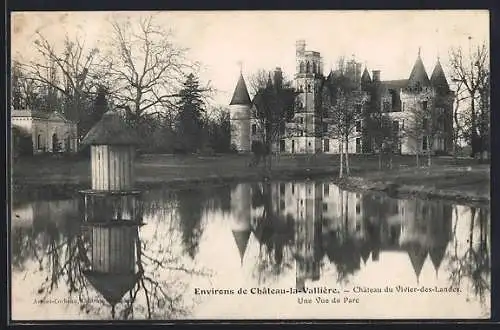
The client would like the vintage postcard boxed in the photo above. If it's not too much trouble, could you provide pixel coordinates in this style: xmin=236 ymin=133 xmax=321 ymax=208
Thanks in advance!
xmin=9 ymin=10 xmax=490 ymax=321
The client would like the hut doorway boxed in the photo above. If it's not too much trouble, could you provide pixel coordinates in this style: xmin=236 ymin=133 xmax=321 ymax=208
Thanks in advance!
xmin=66 ymin=136 xmax=71 ymax=152
xmin=52 ymin=133 xmax=59 ymax=153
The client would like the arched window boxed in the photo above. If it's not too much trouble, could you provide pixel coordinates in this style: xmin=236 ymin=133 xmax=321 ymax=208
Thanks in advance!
xmin=313 ymin=62 xmax=317 ymax=74
xmin=306 ymin=61 xmax=311 ymax=73
xmin=37 ymin=134 xmax=42 ymax=150
xmin=299 ymin=61 xmax=305 ymax=73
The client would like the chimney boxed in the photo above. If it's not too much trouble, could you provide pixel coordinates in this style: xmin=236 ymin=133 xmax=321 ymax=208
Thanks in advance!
xmin=372 ymin=70 xmax=381 ymax=82
xmin=274 ymin=67 xmax=283 ymax=90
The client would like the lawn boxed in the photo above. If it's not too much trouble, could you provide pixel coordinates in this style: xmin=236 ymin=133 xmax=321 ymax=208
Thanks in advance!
xmin=11 ymin=153 xmax=490 ymax=206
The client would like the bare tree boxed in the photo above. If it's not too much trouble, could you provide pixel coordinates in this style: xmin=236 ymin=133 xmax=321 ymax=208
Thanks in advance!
xmin=322 ymin=67 xmax=369 ymax=178
xmin=250 ymin=70 xmax=296 ymax=169
xmin=18 ymin=32 xmax=103 ymax=134
xmin=401 ymin=89 xmax=442 ymax=167
xmin=105 ymin=14 xmax=195 ymax=127
xmin=449 ymin=39 xmax=489 ymax=160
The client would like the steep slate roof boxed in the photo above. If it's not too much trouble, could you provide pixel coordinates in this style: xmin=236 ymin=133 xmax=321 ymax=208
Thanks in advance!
xmin=232 ymin=230 xmax=251 ymax=265
xmin=407 ymin=53 xmax=431 ymax=88
xmin=80 ymin=110 xmax=139 ymax=146
xmin=429 ymin=244 xmax=448 ymax=273
xmin=361 ymin=67 xmax=372 ymax=83
xmin=406 ymin=243 xmax=428 ymax=282
xmin=430 ymin=59 xmax=450 ymax=93
xmin=229 ymin=73 xmax=251 ymax=105
xmin=84 ymin=271 xmax=141 ymax=306
xmin=382 ymin=79 xmax=409 ymax=90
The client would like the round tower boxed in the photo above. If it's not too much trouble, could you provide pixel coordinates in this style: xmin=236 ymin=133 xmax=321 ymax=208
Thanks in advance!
xmin=230 ymin=184 xmax=252 ymax=265
xmin=229 ymin=71 xmax=252 ymax=153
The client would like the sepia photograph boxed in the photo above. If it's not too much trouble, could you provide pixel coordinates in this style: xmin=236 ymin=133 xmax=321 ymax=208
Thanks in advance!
xmin=9 ymin=10 xmax=490 ymax=321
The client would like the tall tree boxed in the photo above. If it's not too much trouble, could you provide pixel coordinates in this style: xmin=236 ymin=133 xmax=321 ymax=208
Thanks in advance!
xmin=106 ymin=15 xmax=192 ymax=126
xmin=449 ymin=39 xmax=489 ymax=159
xmin=400 ymin=89 xmax=441 ymax=167
xmin=322 ymin=60 xmax=369 ymax=178
xmin=251 ymin=71 xmax=297 ymax=168
xmin=176 ymin=73 xmax=206 ymax=153
xmin=18 ymin=32 xmax=103 ymax=134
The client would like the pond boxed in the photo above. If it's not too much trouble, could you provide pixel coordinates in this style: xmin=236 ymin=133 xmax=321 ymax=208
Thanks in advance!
xmin=10 ymin=179 xmax=490 ymax=320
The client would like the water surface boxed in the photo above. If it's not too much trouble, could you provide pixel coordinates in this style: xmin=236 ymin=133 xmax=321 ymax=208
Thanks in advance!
xmin=11 ymin=180 xmax=491 ymax=320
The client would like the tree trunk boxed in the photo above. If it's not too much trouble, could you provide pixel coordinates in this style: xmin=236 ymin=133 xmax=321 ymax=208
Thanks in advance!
xmin=345 ymin=139 xmax=350 ymax=176
xmin=378 ymin=147 xmax=382 ymax=171
xmin=339 ymin=141 xmax=344 ymax=178
xmin=427 ymin=140 xmax=432 ymax=167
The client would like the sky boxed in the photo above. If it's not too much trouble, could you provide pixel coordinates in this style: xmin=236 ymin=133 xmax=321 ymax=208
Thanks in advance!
xmin=11 ymin=10 xmax=490 ymax=107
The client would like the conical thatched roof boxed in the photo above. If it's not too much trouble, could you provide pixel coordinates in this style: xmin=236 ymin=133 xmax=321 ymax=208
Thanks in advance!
xmin=80 ymin=110 xmax=139 ymax=146
xmin=229 ymin=73 xmax=251 ymax=106
xmin=84 ymin=271 xmax=140 ymax=306
xmin=232 ymin=230 xmax=251 ymax=265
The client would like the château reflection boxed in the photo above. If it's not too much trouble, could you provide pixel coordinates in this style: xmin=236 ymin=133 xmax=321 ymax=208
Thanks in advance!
xmin=228 ymin=181 xmax=489 ymax=304
xmin=11 ymin=180 xmax=490 ymax=319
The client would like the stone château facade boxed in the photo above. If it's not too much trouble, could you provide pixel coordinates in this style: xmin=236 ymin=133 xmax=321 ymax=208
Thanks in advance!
xmin=229 ymin=40 xmax=454 ymax=155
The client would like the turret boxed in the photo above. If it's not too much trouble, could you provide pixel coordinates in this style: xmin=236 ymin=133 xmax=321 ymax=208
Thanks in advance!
xmin=230 ymin=184 xmax=252 ymax=265
xmin=229 ymin=71 xmax=252 ymax=153
xmin=407 ymin=48 xmax=431 ymax=91
xmin=430 ymin=57 xmax=450 ymax=94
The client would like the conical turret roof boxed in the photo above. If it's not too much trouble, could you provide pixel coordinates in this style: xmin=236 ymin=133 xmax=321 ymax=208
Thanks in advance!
xmin=430 ymin=59 xmax=450 ymax=93
xmin=230 ymin=73 xmax=251 ymax=105
xmin=429 ymin=243 xmax=448 ymax=273
xmin=232 ymin=229 xmax=251 ymax=264
xmin=406 ymin=243 xmax=428 ymax=281
xmin=361 ymin=67 xmax=372 ymax=83
xmin=84 ymin=271 xmax=141 ymax=306
xmin=407 ymin=51 xmax=431 ymax=89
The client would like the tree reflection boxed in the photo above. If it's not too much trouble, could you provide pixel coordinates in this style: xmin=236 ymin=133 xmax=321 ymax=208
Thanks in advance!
xmin=446 ymin=206 xmax=490 ymax=307
xmin=12 ymin=195 xmax=211 ymax=320
xmin=250 ymin=182 xmax=296 ymax=283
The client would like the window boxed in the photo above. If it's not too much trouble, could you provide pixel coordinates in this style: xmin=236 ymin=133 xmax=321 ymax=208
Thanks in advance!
xmin=299 ymin=117 xmax=304 ymax=124
xmin=355 ymin=121 xmax=361 ymax=132
xmin=323 ymin=123 xmax=328 ymax=133
xmin=300 ymin=62 xmax=305 ymax=73
xmin=422 ymin=118 xmax=428 ymax=130
xmin=422 ymin=136 xmax=428 ymax=150
xmin=422 ymin=101 xmax=428 ymax=110
xmin=356 ymin=138 xmax=361 ymax=153
xmin=37 ymin=134 xmax=42 ymax=149
xmin=323 ymin=203 xmax=328 ymax=211
xmin=252 ymin=124 xmax=257 ymax=135
xmin=299 ymin=130 xmax=304 ymax=137
xmin=280 ymin=183 xmax=286 ymax=196
xmin=356 ymin=203 xmax=361 ymax=215
xmin=324 ymin=139 xmax=330 ymax=152
xmin=324 ymin=184 xmax=330 ymax=197
xmin=292 ymin=183 xmax=295 ymax=195
xmin=392 ymin=120 xmax=399 ymax=135
xmin=280 ymin=200 xmax=286 ymax=210
xmin=402 ymin=102 xmax=405 ymax=111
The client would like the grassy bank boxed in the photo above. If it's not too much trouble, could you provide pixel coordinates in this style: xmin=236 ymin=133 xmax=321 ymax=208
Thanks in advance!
xmin=11 ymin=153 xmax=490 ymax=207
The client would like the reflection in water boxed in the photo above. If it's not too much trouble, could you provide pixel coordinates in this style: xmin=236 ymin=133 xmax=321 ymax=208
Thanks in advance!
xmin=11 ymin=180 xmax=490 ymax=319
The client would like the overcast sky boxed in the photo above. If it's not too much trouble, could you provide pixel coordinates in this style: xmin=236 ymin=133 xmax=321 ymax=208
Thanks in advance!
xmin=12 ymin=10 xmax=489 ymax=106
